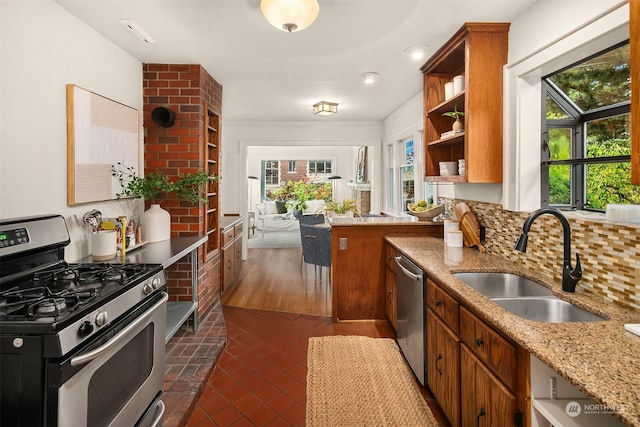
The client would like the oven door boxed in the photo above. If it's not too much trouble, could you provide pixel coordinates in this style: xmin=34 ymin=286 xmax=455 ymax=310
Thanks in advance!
xmin=48 ymin=291 xmax=167 ymax=427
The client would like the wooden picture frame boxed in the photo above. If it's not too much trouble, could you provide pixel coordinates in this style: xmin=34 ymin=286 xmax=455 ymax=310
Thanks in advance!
xmin=66 ymin=84 xmax=139 ymax=205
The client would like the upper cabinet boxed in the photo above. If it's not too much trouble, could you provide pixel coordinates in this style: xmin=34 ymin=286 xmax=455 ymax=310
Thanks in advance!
xmin=421 ymin=23 xmax=509 ymax=183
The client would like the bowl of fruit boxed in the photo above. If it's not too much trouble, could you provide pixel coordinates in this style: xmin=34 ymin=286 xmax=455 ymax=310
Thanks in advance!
xmin=407 ymin=200 xmax=444 ymax=221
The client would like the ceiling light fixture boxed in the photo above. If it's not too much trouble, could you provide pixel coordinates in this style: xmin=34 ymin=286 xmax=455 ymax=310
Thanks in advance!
xmin=118 ymin=19 xmax=156 ymax=44
xmin=313 ymin=101 xmax=338 ymax=115
xmin=361 ymin=72 xmax=379 ymax=85
xmin=404 ymin=45 xmax=430 ymax=61
xmin=260 ymin=0 xmax=319 ymax=33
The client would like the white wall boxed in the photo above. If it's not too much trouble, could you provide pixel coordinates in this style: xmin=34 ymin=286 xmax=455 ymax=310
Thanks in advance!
xmin=0 ymin=0 xmax=144 ymax=261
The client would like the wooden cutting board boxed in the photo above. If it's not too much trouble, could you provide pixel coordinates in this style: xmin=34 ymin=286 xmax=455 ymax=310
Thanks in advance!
xmin=460 ymin=211 xmax=486 ymax=252
xmin=454 ymin=202 xmax=471 ymax=221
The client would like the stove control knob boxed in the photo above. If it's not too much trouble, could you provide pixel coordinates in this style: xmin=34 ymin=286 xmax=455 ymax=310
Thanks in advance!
xmin=143 ymin=283 xmax=154 ymax=295
xmin=151 ymin=277 xmax=161 ymax=289
xmin=95 ymin=311 xmax=108 ymax=327
xmin=78 ymin=321 xmax=94 ymax=337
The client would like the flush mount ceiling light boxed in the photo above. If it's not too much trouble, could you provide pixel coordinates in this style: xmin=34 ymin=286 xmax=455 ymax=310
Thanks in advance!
xmin=260 ymin=0 xmax=320 ymax=32
xmin=361 ymin=72 xmax=380 ymax=85
xmin=404 ymin=45 xmax=430 ymax=61
xmin=118 ymin=19 xmax=155 ymax=44
xmin=313 ymin=101 xmax=338 ymax=115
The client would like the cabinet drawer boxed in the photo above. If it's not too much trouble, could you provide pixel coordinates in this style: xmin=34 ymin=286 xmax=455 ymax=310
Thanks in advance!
xmin=385 ymin=245 xmax=397 ymax=273
xmin=222 ymin=228 xmax=235 ymax=247
xmin=234 ymin=222 xmax=243 ymax=235
xmin=426 ymin=279 xmax=459 ymax=333
xmin=460 ymin=306 xmax=517 ymax=389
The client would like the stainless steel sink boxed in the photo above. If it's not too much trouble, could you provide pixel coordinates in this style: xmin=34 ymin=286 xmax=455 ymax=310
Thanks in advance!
xmin=452 ymin=272 xmax=553 ymax=298
xmin=492 ymin=297 xmax=605 ymax=323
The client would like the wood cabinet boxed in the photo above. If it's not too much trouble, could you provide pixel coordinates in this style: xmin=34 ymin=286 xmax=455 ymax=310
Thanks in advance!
xmin=384 ymin=244 xmax=397 ymax=329
xmin=426 ymin=278 xmax=526 ymax=427
xmin=331 ymin=222 xmax=442 ymax=322
xmin=221 ymin=217 xmax=243 ymax=292
xmin=461 ymin=345 xmax=518 ymax=427
xmin=203 ymin=105 xmax=220 ymax=255
xmin=421 ymin=22 xmax=509 ymax=183
xmin=427 ymin=307 xmax=461 ymax=426
xmin=632 ymin=0 xmax=639 ymax=184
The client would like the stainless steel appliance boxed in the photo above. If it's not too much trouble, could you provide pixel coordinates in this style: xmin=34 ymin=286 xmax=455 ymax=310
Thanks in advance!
xmin=0 ymin=214 xmax=167 ymax=426
xmin=395 ymin=254 xmax=425 ymax=385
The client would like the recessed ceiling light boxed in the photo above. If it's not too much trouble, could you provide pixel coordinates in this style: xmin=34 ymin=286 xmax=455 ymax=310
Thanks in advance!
xmin=404 ymin=45 xmax=430 ymax=61
xmin=118 ymin=19 xmax=156 ymax=44
xmin=361 ymin=72 xmax=379 ymax=85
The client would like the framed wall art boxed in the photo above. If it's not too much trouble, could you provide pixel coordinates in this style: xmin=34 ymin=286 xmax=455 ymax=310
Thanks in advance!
xmin=356 ymin=146 xmax=367 ymax=183
xmin=66 ymin=84 xmax=139 ymax=205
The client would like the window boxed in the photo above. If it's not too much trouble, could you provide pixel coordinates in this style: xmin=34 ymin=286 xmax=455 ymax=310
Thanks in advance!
xmin=542 ymin=41 xmax=637 ymax=211
xmin=265 ymin=160 xmax=279 ymax=185
xmin=287 ymin=161 xmax=297 ymax=173
xmin=308 ymin=160 xmax=332 ymax=175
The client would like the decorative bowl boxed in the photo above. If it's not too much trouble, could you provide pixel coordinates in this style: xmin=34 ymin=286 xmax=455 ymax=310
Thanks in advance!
xmin=407 ymin=204 xmax=444 ymax=221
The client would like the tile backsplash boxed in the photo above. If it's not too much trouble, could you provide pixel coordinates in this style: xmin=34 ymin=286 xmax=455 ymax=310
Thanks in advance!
xmin=441 ymin=198 xmax=640 ymax=313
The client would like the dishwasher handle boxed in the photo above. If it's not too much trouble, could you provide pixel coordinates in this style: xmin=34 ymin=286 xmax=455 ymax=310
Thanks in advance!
xmin=395 ymin=256 xmax=422 ymax=282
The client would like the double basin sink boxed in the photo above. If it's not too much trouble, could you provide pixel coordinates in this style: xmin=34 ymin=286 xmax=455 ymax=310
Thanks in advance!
xmin=452 ymin=272 xmax=605 ymax=323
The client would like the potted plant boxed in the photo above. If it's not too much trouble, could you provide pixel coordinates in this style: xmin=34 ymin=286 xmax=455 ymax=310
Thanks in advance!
xmin=325 ymin=198 xmax=361 ymax=217
xmin=112 ymin=162 xmax=217 ymax=242
xmin=443 ymin=106 xmax=465 ymax=132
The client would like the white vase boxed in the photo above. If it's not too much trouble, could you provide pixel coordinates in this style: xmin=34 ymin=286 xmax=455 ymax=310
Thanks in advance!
xmin=139 ymin=204 xmax=171 ymax=243
xmin=452 ymin=118 xmax=464 ymax=132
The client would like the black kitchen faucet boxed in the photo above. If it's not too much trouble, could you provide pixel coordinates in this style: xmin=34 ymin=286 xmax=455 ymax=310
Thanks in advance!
xmin=514 ymin=208 xmax=582 ymax=292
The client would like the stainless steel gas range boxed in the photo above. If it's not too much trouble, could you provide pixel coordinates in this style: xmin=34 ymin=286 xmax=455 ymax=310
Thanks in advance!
xmin=0 ymin=214 xmax=167 ymax=427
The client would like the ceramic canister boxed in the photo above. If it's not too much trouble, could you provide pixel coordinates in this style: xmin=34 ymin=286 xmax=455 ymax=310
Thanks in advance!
xmin=92 ymin=230 xmax=117 ymax=261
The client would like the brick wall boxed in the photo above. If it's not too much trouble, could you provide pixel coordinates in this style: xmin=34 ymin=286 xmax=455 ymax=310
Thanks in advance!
xmin=279 ymin=160 xmax=307 ymax=184
xmin=143 ymin=63 xmax=223 ymax=319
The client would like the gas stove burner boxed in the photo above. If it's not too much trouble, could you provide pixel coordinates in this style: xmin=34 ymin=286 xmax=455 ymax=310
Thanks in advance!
xmin=0 ymin=285 xmax=99 ymax=321
xmin=34 ymin=268 xmax=80 ymax=291
xmin=35 ymin=298 xmax=67 ymax=316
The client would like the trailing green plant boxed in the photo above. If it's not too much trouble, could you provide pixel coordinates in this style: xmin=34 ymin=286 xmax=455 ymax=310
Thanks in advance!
xmin=112 ymin=162 xmax=217 ymax=205
xmin=325 ymin=198 xmax=361 ymax=216
xmin=442 ymin=105 xmax=464 ymax=120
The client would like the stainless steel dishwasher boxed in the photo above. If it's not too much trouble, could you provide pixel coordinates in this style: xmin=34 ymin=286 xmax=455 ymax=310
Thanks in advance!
xmin=395 ymin=255 xmax=425 ymax=385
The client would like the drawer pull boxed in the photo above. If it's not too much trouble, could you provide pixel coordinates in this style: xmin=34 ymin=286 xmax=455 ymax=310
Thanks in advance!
xmin=476 ymin=408 xmax=486 ymax=427
xmin=435 ymin=354 xmax=442 ymax=375
xmin=475 ymin=337 xmax=484 ymax=347
xmin=435 ymin=300 xmax=442 ymax=307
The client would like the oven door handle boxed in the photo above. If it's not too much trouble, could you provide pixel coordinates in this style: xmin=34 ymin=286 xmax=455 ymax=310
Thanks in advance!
xmin=150 ymin=400 xmax=165 ymax=427
xmin=70 ymin=292 xmax=168 ymax=367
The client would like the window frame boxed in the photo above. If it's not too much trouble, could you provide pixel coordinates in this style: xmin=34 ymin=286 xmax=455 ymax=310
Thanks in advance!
xmin=540 ymin=41 xmax=631 ymax=212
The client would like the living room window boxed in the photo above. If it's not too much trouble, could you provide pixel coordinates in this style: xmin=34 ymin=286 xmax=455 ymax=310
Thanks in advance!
xmin=265 ymin=160 xmax=279 ymax=185
xmin=541 ymin=41 xmax=636 ymax=211
xmin=308 ymin=160 xmax=332 ymax=175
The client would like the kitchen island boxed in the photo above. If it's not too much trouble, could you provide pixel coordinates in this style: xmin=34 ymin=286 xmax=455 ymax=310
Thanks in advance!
xmin=386 ymin=235 xmax=640 ymax=427
xmin=329 ymin=215 xmax=443 ymax=322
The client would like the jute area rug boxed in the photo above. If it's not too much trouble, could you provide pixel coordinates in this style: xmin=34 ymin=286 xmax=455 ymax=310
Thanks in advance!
xmin=306 ymin=335 xmax=439 ymax=426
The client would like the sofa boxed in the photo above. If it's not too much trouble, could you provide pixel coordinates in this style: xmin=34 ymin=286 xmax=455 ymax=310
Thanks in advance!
xmin=255 ymin=200 xmax=326 ymax=234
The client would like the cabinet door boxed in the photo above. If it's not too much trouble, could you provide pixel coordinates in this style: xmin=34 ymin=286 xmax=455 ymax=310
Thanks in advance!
xmin=385 ymin=267 xmax=397 ymax=329
xmin=234 ymin=237 xmax=242 ymax=278
xmin=461 ymin=345 xmax=518 ymax=427
xmin=223 ymin=246 xmax=234 ymax=291
xmin=427 ymin=309 xmax=461 ymax=427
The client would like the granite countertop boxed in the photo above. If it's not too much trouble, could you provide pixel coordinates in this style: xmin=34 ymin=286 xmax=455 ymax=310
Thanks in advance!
xmin=385 ymin=236 xmax=640 ymax=427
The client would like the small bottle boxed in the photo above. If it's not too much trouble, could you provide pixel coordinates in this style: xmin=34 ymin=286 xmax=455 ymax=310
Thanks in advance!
xmin=136 ymin=225 xmax=142 ymax=244
xmin=126 ymin=221 xmax=135 ymax=247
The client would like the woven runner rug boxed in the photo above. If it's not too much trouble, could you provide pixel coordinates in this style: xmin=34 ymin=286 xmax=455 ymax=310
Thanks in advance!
xmin=306 ymin=335 xmax=439 ymax=426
